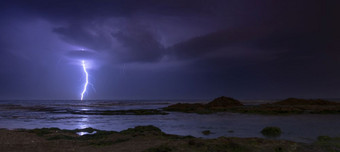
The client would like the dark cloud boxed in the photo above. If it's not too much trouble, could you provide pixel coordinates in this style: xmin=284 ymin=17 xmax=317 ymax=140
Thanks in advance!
xmin=0 ymin=0 xmax=339 ymax=99
xmin=112 ymin=25 xmax=164 ymax=63
xmin=167 ymin=27 xmax=269 ymax=60
xmin=2 ymin=0 xmax=221 ymax=21
xmin=54 ymin=23 xmax=115 ymax=52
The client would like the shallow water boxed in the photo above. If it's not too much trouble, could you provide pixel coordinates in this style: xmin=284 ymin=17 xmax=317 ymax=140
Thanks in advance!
xmin=0 ymin=100 xmax=339 ymax=143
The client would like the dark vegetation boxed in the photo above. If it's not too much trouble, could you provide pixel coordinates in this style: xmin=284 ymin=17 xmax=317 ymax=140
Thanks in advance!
xmin=202 ymin=130 xmax=211 ymax=135
xmin=164 ymin=96 xmax=243 ymax=114
xmin=144 ymin=144 xmax=173 ymax=152
xmin=164 ymin=97 xmax=340 ymax=115
xmin=315 ymin=136 xmax=340 ymax=152
xmin=121 ymin=125 xmax=165 ymax=136
xmin=261 ymin=127 xmax=282 ymax=138
xmin=0 ymin=126 xmax=337 ymax=151
xmin=24 ymin=127 xmax=117 ymax=141
xmin=269 ymin=98 xmax=339 ymax=106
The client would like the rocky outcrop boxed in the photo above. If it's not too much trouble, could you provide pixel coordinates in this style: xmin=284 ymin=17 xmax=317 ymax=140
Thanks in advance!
xmin=164 ymin=96 xmax=243 ymax=113
xmin=164 ymin=96 xmax=340 ymax=115
xmin=206 ymin=96 xmax=243 ymax=107
xmin=270 ymin=98 xmax=339 ymax=106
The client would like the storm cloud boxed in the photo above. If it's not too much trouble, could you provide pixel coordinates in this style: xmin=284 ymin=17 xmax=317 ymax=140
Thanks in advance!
xmin=0 ymin=0 xmax=339 ymax=100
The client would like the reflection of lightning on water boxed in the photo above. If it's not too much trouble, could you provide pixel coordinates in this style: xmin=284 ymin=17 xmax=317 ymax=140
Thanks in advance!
xmin=81 ymin=60 xmax=88 ymax=100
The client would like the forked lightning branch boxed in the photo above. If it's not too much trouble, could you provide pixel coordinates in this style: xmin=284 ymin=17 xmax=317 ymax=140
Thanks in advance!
xmin=81 ymin=60 xmax=88 ymax=100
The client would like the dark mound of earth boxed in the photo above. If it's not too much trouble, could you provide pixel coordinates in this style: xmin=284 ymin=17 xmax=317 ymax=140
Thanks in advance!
xmin=270 ymin=98 xmax=339 ymax=106
xmin=164 ymin=103 xmax=205 ymax=110
xmin=206 ymin=96 xmax=243 ymax=107
xmin=164 ymin=96 xmax=340 ymax=115
xmin=164 ymin=96 xmax=243 ymax=113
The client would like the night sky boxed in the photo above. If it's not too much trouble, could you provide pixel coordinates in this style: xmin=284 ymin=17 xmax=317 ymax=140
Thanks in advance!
xmin=0 ymin=0 xmax=339 ymax=100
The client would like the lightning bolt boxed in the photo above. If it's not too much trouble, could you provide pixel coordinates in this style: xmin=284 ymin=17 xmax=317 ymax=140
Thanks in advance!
xmin=81 ymin=60 xmax=88 ymax=100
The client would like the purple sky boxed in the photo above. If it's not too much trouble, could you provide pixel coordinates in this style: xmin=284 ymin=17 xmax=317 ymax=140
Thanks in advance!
xmin=0 ymin=0 xmax=339 ymax=100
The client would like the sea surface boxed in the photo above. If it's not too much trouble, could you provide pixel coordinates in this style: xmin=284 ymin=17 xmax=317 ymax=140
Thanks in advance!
xmin=0 ymin=100 xmax=339 ymax=143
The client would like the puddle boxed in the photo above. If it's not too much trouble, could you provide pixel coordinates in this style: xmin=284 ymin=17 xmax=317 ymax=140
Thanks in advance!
xmin=76 ymin=131 xmax=97 ymax=136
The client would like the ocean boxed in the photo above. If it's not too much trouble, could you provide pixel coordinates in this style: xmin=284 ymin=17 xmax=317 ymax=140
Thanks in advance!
xmin=0 ymin=100 xmax=339 ymax=143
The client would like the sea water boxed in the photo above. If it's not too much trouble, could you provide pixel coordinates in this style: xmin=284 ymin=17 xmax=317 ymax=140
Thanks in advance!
xmin=0 ymin=100 xmax=339 ymax=143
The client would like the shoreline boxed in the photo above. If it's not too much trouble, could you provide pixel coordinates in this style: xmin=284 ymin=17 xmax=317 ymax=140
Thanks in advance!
xmin=163 ymin=97 xmax=340 ymax=115
xmin=1 ymin=97 xmax=340 ymax=116
xmin=0 ymin=97 xmax=339 ymax=151
xmin=0 ymin=126 xmax=339 ymax=152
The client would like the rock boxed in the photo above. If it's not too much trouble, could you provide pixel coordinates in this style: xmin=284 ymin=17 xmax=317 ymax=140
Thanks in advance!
xmin=163 ymin=103 xmax=205 ymax=112
xmin=261 ymin=126 xmax=281 ymax=137
xmin=121 ymin=125 xmax=164 ymax=136
xmin=201 ymin=130 xmax=211 ymax=135
xmin=272 ymin=98 xmax=339 ymax=106
xmin=206 ymin=96 xmax=243 ymax=107
xmin=163 ymin=96 xmax=243 ymax=113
